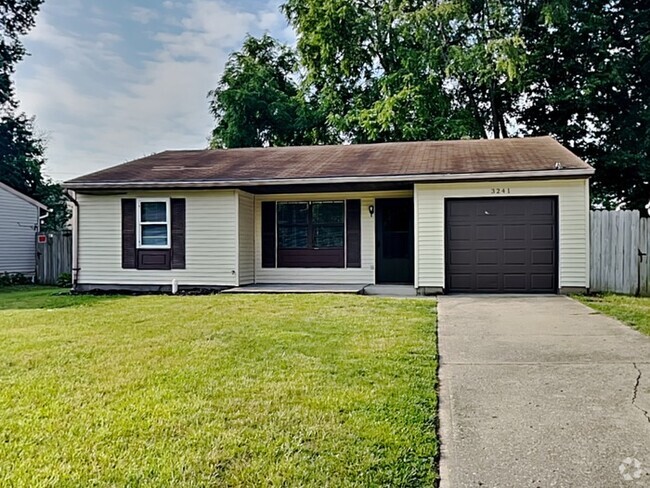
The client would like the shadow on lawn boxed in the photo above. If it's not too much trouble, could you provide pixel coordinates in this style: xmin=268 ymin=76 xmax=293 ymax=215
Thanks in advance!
xmin=0 ymin=286 xmax=125 ymax=311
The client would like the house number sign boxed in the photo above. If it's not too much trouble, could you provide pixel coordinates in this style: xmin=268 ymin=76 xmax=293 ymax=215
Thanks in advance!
xmin=491 ymin=188 xmax=511 ymax=194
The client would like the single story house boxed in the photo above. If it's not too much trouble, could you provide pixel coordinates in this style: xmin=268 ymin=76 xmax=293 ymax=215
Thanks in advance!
xmin=64 ymin=136 xmax=594 ymax=294
xmin=0 ymin=181 xmax=49 ymax=278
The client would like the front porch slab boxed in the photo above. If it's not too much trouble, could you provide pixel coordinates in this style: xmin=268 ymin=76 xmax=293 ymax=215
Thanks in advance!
xmin=221 ymin=283 xmax=368 ymax=294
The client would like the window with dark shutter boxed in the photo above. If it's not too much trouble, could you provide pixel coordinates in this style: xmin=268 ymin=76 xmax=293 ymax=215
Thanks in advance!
xmin=275 ymin=201 xmax=345 ymax=268
xmin=121 ymin=199 xmax=137 ymax=269
xmin=122 ymin=197 xmax=186 ymax=271
xmin=171 ymin=198 xmax=186 ymax=269
xmin=346 ymin=199 xmax=361 ymax=267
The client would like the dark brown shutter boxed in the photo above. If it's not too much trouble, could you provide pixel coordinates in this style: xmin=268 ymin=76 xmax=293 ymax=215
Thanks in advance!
xmin=138 ymin=250 xmax=171 ymax=270
xmin=346 ymin=199 xmax=361 ymax=268
xmin=261 ymin=201 xmax=276 ymax=268
xmin=171 ymin=198 xmax=186 ymax=269
xmin=121 ymin=199 xmax=137 ymax=269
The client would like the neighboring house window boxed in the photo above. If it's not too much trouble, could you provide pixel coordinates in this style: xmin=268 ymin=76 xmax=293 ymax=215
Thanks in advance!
xmin=137 ymin=198 xmax=170 ymax=248
xmin=277 ymin=201 xmax=344 ymax=249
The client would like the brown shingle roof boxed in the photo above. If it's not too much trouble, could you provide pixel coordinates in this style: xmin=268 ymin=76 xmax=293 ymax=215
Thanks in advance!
xmin=65 ymin=136 xmax=593 ymax=189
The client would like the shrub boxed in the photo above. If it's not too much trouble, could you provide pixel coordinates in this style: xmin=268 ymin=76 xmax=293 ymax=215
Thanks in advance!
xmin=0 ymin=273 xmax=31 ymax=287
xmin=56 ymin=272 xmax=72 ymax=288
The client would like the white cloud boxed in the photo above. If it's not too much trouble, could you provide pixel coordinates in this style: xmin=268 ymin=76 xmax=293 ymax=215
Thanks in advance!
xmin=14 ymin=0 xmax=293 ymax=181
xmin=130 ymin=6 xmax=158 ymax=24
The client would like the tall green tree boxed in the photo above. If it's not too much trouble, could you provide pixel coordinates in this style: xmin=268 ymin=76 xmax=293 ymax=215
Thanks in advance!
xmin=211 ymin=0 xmax=648 ymax=211
xmin=1 ymin=0 xmax=42 ymax=107
xmin=208 ymin=34 xmax=328 ymax=148
xmin=428 ymin=0 xmax=528 ymax=139
xmin=281 ymin=0 xmax=481 ymax=142
xmin=519 ymin=0 xmax=649 ymax=213
xmin=0 ymin=0 xmax=69 ymax=230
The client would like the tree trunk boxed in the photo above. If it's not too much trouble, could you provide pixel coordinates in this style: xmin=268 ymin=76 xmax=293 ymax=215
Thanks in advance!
xmin=499 ymin=111 xmax=508 ymax=138
xmin=461 ymin=79 xmax=488 ymax=139
xmin=490 ymin=80 xmax=501 ymax=138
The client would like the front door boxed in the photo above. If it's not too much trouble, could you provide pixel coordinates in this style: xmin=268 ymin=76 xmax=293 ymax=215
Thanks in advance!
xmin=375 ymin=198 xmax=414 ymax=284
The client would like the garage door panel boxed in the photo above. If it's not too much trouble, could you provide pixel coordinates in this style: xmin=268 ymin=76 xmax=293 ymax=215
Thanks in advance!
xmin=503 ymin=249 xmax=526 ymax=265
xmin=476 ymin=274 xmax=499 ymax=290
xmin=449 ymin=274 xmax=473 ymax=290
xmin=503 ymin=224 xmax=526 ymax=240
xmin=448 ymin=201 xmax=476 ymax=217
xmin=529 ymin=199 xmax=555 ymax=216
xmin=476 ymin=225 xmax=499 ymax=240
xmin=445 ymin=197 xmax=557 ymax=293
xmin=503 ymin=205 xmax=526 ymax=217
xmin=531 ymin=249 xmax=554 ymax=265
xmin=531 ymin=274 xmax=554 ymax=290
xmin=476 ymin=249 xmax=498 ymax=265
xmin=478 ymin=201 xmax=502 ymax=217
xmin=450 ymin=250 xmax=473 ymax=265
xmin=503 ymin=274 xmax=527 ymax=291
xmin=448 ymin=225 xmax=473 ymax=241
xmin=531 ymin=224 xmax=555 ymax=241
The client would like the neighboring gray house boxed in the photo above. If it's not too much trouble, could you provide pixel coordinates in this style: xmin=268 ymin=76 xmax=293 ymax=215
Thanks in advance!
xmin=0 ymin=181 xmax=48 ymax=277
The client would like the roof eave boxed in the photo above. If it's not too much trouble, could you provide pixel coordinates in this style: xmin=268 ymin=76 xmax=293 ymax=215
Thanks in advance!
xmin=64 ymin=168 xmax=595 ymax=191
xmin=0 ymin=181 xmax=50 ymax=210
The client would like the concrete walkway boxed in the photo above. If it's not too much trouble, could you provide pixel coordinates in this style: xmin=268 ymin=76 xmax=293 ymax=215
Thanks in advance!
xmin=438 ymin=295 xmax=650 ymax=488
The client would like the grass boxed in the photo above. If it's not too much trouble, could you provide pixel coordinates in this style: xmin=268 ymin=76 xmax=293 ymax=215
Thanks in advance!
xmin=0 ymin=287 xmax=438 ymax=487
xmin=577 ymin=294 xmax=650 ymax=337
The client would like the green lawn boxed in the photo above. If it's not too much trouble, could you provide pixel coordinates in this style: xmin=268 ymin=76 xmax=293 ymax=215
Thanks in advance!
xmin=0 ymin=287 xmax=438 ymax=487
xmin=577 ymin=294 xmax=650 ymax=337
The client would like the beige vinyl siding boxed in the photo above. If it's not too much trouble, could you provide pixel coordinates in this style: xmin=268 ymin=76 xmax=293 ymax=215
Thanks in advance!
xmin=414 ymin=179 xmax=590 ymax=289
xmin=0 ymin=185 xmax=39 ymax=275
xmin=237 ymin=191 xmax=255 ymax=285
xmin=254 ymin=190 xmax=412 ymax=284
xmin=77 ymin=190 xmax=238 ymax=286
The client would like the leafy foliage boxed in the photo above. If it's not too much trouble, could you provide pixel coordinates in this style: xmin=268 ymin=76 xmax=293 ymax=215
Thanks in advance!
xmin=519 ymin=0 xmax=649 ymax=213
xmin=0 ymin=272 xmax=30 ymax=287
xmin=208 ymin=35 xmax=329 ymax=148
xmin=282 ymin=0 xmax=481 ymax=142
xmin=56 ymin=272 xmax=72 ymax=288
xmin=0 ymin=0 xmax=43 ymax=107
xmin=209 ymin=0 xmax=648 ymax=211
xmin=0 ymin=0 xmax=69 ymax=230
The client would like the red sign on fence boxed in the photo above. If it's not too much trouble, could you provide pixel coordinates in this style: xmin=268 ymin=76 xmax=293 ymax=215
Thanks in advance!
xmin=37 ymin=234 xmax=47 ymax=244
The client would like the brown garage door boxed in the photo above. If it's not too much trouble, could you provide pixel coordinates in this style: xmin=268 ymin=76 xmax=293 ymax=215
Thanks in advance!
xmin=445 ymin=197 xmax=557 ymax=293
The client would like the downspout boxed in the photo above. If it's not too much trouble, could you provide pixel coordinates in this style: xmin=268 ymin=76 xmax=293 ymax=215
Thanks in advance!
xmin=35 ymin=207 xmax=50 ymax=283
xmin=63 ymin=190 xmax=80 ymax=289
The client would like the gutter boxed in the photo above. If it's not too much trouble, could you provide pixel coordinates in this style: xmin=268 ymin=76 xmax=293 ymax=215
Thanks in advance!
xmin=63 ymin=190 xmax=80 ymax=288
xmin=64 ymin=168 xmax=595 ymax=190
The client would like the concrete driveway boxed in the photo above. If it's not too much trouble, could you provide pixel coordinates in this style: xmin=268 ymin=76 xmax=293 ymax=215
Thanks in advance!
xmin=438 ymin=295 xmax=650 ymax=488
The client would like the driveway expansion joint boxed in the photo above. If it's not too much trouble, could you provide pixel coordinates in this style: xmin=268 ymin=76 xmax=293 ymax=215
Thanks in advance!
xmin=632 ymin=362 xmax=650 ymax=424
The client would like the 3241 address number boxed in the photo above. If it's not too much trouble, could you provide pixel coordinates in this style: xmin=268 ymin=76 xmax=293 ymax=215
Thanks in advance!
xmin=491 ymin=188 xmax=511 ymax=194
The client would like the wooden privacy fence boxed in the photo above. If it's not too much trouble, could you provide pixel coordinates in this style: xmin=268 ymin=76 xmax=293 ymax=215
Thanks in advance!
xmin=36 ymin=231 xmax=72 ymax=285
xmin=590 ymin=210 xmax=649 ymax=296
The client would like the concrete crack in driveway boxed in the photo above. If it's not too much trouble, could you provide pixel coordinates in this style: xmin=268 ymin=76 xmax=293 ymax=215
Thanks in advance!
xmin=632 ymin=362 xmax=650 ymax=424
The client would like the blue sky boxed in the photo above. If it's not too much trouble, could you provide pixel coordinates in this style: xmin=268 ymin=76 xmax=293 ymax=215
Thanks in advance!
xmin=14 ymin=0 xmax=294 ymax=181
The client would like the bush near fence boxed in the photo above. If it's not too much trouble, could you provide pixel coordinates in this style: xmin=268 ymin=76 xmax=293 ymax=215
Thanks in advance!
xmin=590 ymin=210 xmax=649 ymax=296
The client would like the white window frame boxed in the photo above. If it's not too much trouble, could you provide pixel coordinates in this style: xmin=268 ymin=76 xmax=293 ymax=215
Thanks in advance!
xmin=137 ymin=197 xmax=171 ymax=249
